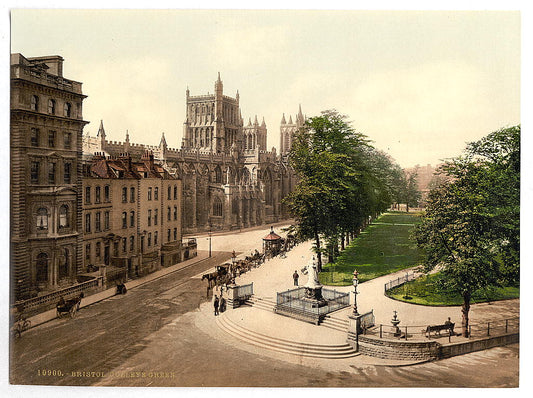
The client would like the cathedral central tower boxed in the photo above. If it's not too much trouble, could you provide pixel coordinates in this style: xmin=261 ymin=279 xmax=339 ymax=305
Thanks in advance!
xmin=182 ymin=73 xmax=243 ymax=153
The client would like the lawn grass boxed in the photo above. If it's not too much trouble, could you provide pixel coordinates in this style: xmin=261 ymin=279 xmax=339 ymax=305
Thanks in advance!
xmin=319 ymin=212 xmax=424 ymax=286
xmin=387 ymin=273 xmax=520 ymax=306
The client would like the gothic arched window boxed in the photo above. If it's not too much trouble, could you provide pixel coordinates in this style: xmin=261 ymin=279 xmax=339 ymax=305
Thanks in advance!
xmin=213 ymin=197 xmax=223 ymax=217
xmin=214 ymin=167 xmax=222 ymax=183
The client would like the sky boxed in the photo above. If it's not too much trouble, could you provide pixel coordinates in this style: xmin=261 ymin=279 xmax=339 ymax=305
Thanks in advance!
xmin=9 ymin=9 xmax=521 ymax=168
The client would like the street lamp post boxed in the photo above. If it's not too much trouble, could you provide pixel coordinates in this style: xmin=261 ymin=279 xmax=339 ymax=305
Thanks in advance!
xmin=352 ymin=269 xmax=359 ymax=316
xmin=208 ymin=223 xmax=212 ymax=258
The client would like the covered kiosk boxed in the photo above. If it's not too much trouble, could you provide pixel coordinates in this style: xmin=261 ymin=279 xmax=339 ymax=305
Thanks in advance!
xmin=263 ymin=226 xmax=282 ymax=256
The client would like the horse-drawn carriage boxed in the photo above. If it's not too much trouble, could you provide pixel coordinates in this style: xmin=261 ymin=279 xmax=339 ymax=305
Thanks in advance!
xmin=202 ymin=263 xmax=232 ymax=288
xmin=56 ymin=293 xmax=84 ymax=319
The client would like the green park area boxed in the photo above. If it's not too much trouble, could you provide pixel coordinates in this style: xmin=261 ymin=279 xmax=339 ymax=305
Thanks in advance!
xmin=387 ymin=273 xmax=520 ymax=306
xmin=319 ymin=211 xmax=424 ymax=286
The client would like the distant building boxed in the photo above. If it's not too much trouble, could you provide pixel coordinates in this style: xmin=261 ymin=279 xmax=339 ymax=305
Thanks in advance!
xmin=10 ymin=54 xmax=88 ymax=300
xmin=84 ymin=74 xmax=299 ymax=234
xmin=404 ymin=163 xmax=441 ymax=204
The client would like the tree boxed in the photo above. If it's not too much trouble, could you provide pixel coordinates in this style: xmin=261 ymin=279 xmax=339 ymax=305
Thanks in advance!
xmin=404 ymin=168 xmax=421 ymax=212
xmin=284 ymin=110 xmax=370 ymax=270
xmin=284 ymin=110 xmax=406 ymax=270
xmin=414 ymin=126 xmax=520 ymax=337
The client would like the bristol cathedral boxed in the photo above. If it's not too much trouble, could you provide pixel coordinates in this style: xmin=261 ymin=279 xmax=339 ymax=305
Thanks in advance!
xmin=84 ymin=73 xmax=302 ymax=234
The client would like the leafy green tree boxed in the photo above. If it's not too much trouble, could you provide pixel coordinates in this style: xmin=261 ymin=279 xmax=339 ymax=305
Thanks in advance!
xmin=285 ymin=110 xmax=407 ymax=270
xmin=284 ymin=110 xmax=369 ymax=270
xmin=415 ymin=126 xmax=520 ymax=337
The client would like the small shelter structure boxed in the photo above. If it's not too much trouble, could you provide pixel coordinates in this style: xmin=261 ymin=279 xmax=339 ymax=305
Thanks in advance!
xmin=263 ymin=227 xmax=282 ymax=255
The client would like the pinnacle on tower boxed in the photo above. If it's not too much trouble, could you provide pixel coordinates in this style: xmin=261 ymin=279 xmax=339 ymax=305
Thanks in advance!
xmin=248 ymin=117 xmax=252 ymax=126
xmin=125 ymin=129 xmax=130 ymax=143
xmin=160 ymin=132 xmax=167 ymax=147
xmin=97 ymin=119 xmax=105 ymax=137
xmin=261 ymin=117 xmax=266 ymax=127
xmin=289 ymin=115 xmax=293 ymax=124
xmin=254 ymin=115 xmax=259 ymax=125
xmin=281 ymin=113 xmax=286 ymax=124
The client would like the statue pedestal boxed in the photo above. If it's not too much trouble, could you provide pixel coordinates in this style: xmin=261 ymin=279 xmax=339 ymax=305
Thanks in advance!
xmin=226 ymin=284 xmax=240 ymax=309
xmin=302 ymin=286 xmax=327 ymax=308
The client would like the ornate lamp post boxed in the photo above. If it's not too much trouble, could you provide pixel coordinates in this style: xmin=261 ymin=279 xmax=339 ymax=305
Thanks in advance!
xmin=352 ymin=269 xmax=359 ymax=316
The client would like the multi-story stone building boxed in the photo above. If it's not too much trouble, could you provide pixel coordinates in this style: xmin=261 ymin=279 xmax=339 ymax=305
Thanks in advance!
xmin=84 ymin=74 xmax=299 ymax=234
xmin=82 ymin=151 xmax=186 ymax=280
xmin=10 ymin=54 xmax=88 ymax=301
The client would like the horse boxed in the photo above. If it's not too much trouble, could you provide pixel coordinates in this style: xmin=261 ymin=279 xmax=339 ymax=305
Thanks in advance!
xmin=202 ymin=272 xmax=218 ymax=289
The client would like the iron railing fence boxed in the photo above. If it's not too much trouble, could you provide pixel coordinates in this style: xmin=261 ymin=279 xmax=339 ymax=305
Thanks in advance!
xmin=468 ymin=317 xmax=519 ymax=338
xmin=276 ymin=287 xmax=350 ymax=317
xmin=236 ymin=282 xmax=254 ymax=299
xmin=384 ymin=272 xmax=419 ymax=292
xmin=359 ymin=310 xmax=376 ymax=330
xmin=361 ymin=317 xmax=519 ymax=341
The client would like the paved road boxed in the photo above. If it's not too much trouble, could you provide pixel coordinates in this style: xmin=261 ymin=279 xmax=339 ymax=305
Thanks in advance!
xmin=9 ymin=251 xmax=232 ymax=386
xmin=9 ymin=223 xmax=519 ymax=388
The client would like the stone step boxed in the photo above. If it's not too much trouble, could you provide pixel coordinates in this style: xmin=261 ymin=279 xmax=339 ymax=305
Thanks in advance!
xmin=244 ymin=297 xmax=276 ymax=312
xmin=216 ymin=315 xmax=359 ymax=359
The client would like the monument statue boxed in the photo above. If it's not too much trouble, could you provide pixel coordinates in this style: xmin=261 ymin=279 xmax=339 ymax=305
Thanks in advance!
xmin=301 ymin=256 xmax=326 ymax=305
xmin=301 ymin=256 xmax=321 ymax=289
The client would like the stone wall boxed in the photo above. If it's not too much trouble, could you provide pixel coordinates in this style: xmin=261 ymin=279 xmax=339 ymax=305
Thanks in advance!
xmin=439 ymin=333 xmax=519 ymax=359
xmin=357 ymin=336 xmax=440 ymax=361
xmin=355 ymin=333 xmax=519 ymax=361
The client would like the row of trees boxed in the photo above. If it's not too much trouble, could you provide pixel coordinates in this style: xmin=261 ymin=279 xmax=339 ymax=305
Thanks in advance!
xmin=414 ymin=125 xmax=520 ymax=337
xmin=284 ymin=110 xmax=417 ymax=270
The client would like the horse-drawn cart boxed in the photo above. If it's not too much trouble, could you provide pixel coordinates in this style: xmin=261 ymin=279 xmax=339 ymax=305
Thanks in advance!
xmin=56 ymin=293 xmax=84 ymax=319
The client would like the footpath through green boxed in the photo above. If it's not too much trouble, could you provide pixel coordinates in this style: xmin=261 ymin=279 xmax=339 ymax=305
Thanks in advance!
xmin=320 ymin=211 xmax=423 ymax=286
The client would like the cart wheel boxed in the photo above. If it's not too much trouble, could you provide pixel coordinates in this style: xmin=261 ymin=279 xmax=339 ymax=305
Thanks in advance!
xmin=13 ymin=328 xmax=21 ymax=339
xmin=23 ymin=319 xmax=31 ymax=332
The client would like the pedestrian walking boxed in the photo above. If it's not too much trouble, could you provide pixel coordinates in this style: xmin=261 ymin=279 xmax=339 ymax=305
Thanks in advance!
xmin=293 ymin=270 xmax=299 ymax=286
xmin=214 ymin=295 xmax=220 ymax=316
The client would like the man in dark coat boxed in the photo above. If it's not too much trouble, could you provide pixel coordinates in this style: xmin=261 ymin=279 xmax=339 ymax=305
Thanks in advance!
xmin=293 ymin=271 xmax=299 ymax=286
xmin=214 ymin=295 xmax=220 ymax=316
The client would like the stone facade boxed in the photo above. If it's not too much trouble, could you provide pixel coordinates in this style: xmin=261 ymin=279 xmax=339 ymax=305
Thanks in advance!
xmin=81 ymin=151 xmax=185 ymax=280
xmin=84 ymin=74 xmax=299 ymax=234
xmin=10 ymin=54 xmax=88 ymax=301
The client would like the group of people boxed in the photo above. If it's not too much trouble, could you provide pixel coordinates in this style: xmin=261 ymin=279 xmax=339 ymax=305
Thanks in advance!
xmin=213 ymin=294 xmax=226 ymax=316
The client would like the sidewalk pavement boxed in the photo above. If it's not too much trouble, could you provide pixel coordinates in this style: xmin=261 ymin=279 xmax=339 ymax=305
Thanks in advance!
xmin=193 ymin=239 xmax=519 ymax=369
xmin=25 ymin=251 xmax=224 ymax=329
